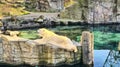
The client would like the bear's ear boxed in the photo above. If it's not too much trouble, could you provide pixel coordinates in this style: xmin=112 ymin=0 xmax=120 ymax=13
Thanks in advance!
xmin=38 ymin=29 xmax=45 ymax=33
xmin=37 ymin=29 xmax=40 ymax=33
xmin=41 ymin=29 xmax=46 ymax=32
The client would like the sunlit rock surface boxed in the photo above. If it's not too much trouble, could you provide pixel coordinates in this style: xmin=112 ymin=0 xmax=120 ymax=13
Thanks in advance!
xmin=0 ymin=34 xmax=81 ymax=66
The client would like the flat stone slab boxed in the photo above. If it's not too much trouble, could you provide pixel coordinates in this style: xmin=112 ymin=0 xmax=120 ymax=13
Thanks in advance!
xmin=94 ymin=50 xmax=110 ymax=67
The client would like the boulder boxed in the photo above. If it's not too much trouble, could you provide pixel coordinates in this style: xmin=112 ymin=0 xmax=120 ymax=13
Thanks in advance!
xmin=0 ymin=34 xmax=81 ymax=66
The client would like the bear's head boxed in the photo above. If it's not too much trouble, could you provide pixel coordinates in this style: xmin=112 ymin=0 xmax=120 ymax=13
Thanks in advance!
xmin=69 ymin=45 xmax=78 ymax=52
xmin=37 ymin=28 xmax=47 ymax=37
xmin=37 ymin=28 xmax=55 ymax=37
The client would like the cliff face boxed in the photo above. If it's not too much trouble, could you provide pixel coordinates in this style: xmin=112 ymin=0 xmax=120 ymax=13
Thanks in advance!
xmin=24 ymin=0 xmax=75 ymax=12
xmin=25 ymin=0 xmax=50 ymax=12
xmin=0 ymin=0 xmax=119 ymax=21
xmin=61 ymin=0 xmax=120 ymax=21
xmin=60 ymin=0 xmax=88 ymax=20
xmin=117 ymin=0 xmax=120 ymax=21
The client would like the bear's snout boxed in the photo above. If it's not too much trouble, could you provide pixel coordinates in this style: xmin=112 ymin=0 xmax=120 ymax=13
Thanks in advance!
xmin=72 ymin=46 xmax=78 ymax=52
xmin=67 ymin=45 xmax=78 ymax=52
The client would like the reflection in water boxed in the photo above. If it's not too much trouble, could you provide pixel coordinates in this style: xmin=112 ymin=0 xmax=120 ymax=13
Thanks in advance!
xmin=104 ymin=50 xmax=120 ymax=67
xmin=57 ymin=64 xmax=93 ymax=67
xmin=37 ymin=64 xmax=93 ymax=67
xmin=0 ymin=63 xmax=93 ymax=67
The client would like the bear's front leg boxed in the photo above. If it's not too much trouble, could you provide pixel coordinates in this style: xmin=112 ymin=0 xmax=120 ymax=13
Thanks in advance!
xmin=34 ymin=39 xmax=46 ymax=45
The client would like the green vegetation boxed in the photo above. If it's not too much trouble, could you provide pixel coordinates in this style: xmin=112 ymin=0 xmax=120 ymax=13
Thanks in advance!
xmin=19 ymin=30 xmax=38 ymax=40
xmin=0 ymin=0 xmax=29 ymax=18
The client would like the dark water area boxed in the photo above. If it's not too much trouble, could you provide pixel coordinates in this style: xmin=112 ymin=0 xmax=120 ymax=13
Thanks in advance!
xmin=0 ymin=63 xmax=93 ymax=67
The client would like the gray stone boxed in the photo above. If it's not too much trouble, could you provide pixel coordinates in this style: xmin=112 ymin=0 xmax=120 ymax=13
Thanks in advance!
xmin=0 ymin=35 xmax=81 ymax=66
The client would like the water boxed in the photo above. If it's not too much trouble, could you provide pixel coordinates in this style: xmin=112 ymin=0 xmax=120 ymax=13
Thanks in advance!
xmin=17 ymin=24 xmax=120 ymax=67
xmin=103 ymin=50 xmax=120 ymax=67
xmin=20 ymin=25 xmax=120 ymax=50
xmin=94 ymin=50 xmax=110 ymax=67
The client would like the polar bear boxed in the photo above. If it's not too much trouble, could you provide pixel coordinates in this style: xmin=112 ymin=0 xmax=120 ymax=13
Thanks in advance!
xmin=35 ymin=28 xmax=78 ymax=52
xmin=6 ymin=30 xmax=20 ymax=37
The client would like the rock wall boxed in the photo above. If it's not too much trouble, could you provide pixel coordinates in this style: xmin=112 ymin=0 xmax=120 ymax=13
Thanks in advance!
xmin=25 ymin=0 xmax=50 ymax=12
xmin=0 ymin=35 xmax=81 ymax=66
xmin=60 ymin=0 xmax=89 ymax=20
